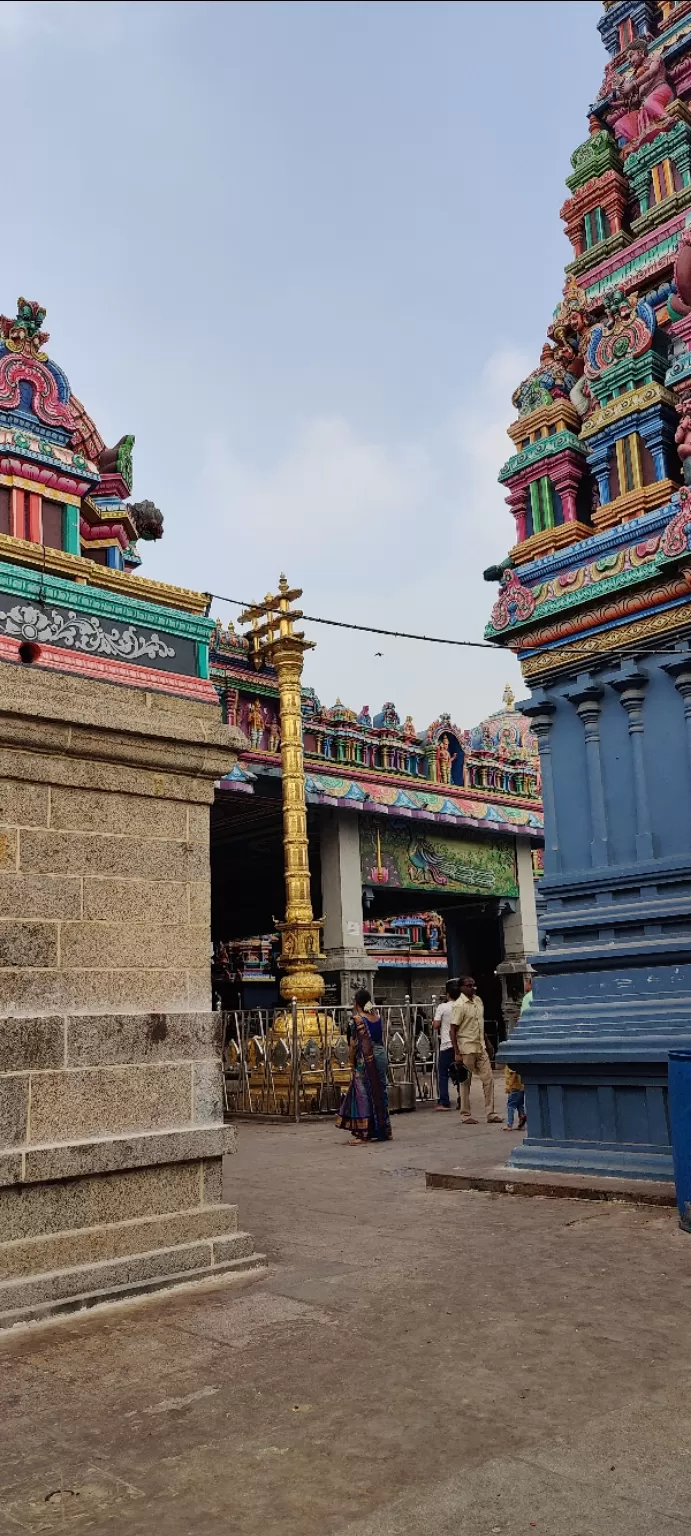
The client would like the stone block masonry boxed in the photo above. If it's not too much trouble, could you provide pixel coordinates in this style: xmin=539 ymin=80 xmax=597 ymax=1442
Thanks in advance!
xmin=0 ymin=659 xmax=264 ymax=1328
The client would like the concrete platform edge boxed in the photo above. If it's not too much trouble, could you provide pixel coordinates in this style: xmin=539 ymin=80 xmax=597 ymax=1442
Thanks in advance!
xmin=425 ymin=1166 xmax=677 ymax=1206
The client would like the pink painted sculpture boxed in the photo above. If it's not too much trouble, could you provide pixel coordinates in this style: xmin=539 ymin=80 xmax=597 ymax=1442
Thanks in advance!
xmin=608 ymin=37 xmax=674 ymax=145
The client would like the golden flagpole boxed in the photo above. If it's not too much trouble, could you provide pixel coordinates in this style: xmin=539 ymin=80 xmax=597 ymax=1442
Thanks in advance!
xmin=239 ymin=575 xmax=325 ymax=1005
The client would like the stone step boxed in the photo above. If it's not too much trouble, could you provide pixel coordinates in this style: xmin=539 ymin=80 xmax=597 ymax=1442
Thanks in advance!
xmin=0 ymin=1231 xmax=264 ymax=1326
xmin=0 ymin=1247 xmax=268 ymax=1331
xmin=0 ymin=1203 xmax=240 ymax=1282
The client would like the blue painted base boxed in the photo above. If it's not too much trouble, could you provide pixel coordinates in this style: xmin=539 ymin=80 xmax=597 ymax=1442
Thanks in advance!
xmin=498 ymin=1052 xmax=676 ymax=1180
xmin=499 ymin=852 xmax=691 ymax=1180
xmin=508 ymin=1135 xmax=673 ymax=1182
xmin=504 ymin=587 xmax=691 ymax=1182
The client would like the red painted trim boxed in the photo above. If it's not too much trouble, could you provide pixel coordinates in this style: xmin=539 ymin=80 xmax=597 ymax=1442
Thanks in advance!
xmin=28 ymin=493 xmax=41 ymax=543
xmin=9 ymin=487 xmax=22 ymax=539
xmin=0 ymin=633 xmax=218 ymax=703
xmin=0 ymin=459 xmax=90 ymax=496
xmin=79 ymin=516 xmax=129 ymax=549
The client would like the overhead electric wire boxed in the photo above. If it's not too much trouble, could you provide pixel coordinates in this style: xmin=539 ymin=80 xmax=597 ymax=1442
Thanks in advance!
xmin=204 ymin=590 xmax=504 ymax=650
xmin=204 ymin=589 xmax=691 ymax=667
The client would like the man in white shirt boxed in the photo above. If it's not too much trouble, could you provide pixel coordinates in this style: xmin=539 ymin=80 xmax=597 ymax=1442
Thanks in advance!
xmin=433 ymin=980 xmax=460 ymax=1110
xmin=451 ymin=976 xmax=502 ymax=1125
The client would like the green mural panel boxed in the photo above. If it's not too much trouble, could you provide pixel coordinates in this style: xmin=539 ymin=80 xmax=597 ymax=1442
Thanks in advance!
xmin=360 ymin=817 xmax=518 ymax=898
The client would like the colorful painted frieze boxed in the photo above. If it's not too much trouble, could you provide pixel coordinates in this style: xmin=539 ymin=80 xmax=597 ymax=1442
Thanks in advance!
xmin=0 ymin=295 xmax=218 ymax=702
xmin=211 ymin=613 xmax=543 ymax=837
xmin=359 ymin=818 xmax=519 ymax=899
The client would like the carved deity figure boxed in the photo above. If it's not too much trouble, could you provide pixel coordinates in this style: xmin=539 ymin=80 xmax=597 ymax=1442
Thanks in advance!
xmin=608 ymin=37 xmax=674 ymax=145
xmin=671 ymin=229 xmax=691 ymax=318
xmin=247 ymin=698 xmax=265 ymax=749
xmin=268 ymin=714 xmax=281 ymax=753
xmin=436 ymin=734 xmax=456 ymax=786
xmin=0 ymin=296 xmax=49 ymax=360
xmin=512 ymin=341 xmax=578 ymax=416
xmin=545 ymin=278 xmax=592 ymax=417
xmin=402 ymin=715 xmax=417 ymax=741
xmin=586 ymin=288 xmax=655 ymax=378
xmin=675 ymin=403 xmax=691 ymax=483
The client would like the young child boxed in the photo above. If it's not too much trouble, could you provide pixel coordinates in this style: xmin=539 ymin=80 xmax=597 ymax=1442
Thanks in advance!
xmin=503 ymin=1064 xmax=527 ymax=1131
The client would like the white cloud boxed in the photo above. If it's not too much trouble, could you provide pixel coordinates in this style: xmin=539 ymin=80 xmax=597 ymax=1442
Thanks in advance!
xmin=203 ymin=417 xmax=430 ymax=546
xmin=174 ymin=348 xmax=532 ymax=733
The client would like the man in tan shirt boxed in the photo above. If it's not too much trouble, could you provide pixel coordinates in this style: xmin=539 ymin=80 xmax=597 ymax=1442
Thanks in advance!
xmin=451 ymin=976 xmax=502 ymax=1125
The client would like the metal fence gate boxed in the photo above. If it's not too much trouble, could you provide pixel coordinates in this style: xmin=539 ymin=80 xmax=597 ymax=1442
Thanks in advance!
xmin=222 ymin=1000 xmax=442 ymax=1120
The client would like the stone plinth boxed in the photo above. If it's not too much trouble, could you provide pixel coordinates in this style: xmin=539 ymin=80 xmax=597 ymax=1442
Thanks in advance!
xmin=0 ymin=659 xmax=263 ymax=1327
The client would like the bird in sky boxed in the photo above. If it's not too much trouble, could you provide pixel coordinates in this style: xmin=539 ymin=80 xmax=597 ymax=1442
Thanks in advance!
xmin=374 ymin=651 xmax=383 ymax=657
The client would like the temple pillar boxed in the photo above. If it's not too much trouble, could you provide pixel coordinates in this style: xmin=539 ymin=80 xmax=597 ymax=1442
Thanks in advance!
xmin=637 ymin=411 xmax=676 ymax=483
xmin=568 ymin=686 xmax=609 ymax=867
xmin=611 ymin=670 xmax=654 ymax=861
xmin=506 ymin=484 xmax=527 ymax=543
xmin=529 ymin=704 xmax=561 ymax=873
xmin=585 ymin=438 xmax=612 ymax=505
xmin=550 ymin=458 xmax=582 ymax=523
xmin=497 ymin=838 xmax=539 ymax=1033
xmin=662 ymin=659 xmax=691 ymax=768
xmin=320 ymin=808 xmax=375 ymax=1003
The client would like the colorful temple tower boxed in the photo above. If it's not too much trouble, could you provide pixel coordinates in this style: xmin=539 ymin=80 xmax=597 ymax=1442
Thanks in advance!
xmin=486 ymin=0 xmax=691 ymax=1181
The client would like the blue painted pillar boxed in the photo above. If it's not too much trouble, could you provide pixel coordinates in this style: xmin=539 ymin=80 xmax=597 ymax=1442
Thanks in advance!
xmin=585 ymin=438 xmax=611 ymax=505
xmin=567 ymin=685 xmax=609 ymax=867
xmin=637 ymin=414 xmax=669 ymax=482
xmin=663 ymin=659 xmax=691 ymax=771
xmin=530 ymin=704 xmax=560 ymax=874
xmin=611 ymin=669 xmax=654 ymax=861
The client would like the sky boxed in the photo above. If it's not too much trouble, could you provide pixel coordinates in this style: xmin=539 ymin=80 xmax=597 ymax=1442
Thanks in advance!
xmin=0 ymin=0 xmax=604 ymax=731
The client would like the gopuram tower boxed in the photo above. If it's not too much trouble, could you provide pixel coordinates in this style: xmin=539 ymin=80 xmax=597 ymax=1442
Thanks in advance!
xmin=487 ymin=0 xmax=691 ymax=1181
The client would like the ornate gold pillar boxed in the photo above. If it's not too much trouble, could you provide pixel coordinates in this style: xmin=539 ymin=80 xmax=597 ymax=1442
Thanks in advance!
xmin=240 ymin=576 xmax=325 ymax=1004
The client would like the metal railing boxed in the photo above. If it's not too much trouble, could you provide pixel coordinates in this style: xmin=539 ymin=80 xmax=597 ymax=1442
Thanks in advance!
xmin=222 ymin=997 xmax=442 ymax=1120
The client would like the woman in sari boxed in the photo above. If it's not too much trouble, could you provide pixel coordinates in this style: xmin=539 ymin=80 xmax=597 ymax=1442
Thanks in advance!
xmin=336 ymin=989 xmax=392 ymax=1145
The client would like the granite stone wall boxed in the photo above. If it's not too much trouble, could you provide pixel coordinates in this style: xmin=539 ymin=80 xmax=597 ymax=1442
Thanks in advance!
xmin=0 ymin=660 xmax=263 ymax=1326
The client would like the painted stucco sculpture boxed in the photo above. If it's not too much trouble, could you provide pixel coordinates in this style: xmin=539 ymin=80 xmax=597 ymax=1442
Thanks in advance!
xmin=487 ymin=0 xmax=691 ymax=1181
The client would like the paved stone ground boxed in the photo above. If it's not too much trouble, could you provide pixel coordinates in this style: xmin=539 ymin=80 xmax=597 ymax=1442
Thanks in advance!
xmin=1 ymin=1083 xmax=691 ymax=1534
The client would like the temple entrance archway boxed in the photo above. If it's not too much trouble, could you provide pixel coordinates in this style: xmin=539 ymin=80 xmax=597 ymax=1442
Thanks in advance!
xmin=211 ymin=787 xmax=510 ymax=1042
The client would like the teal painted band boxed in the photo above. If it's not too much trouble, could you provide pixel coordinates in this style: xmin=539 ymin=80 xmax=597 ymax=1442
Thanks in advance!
xmin=196 ymin=641 xmax=210 ymax=680
xmin=0 ymin=558 xmax=213 ymax=644
xmin=63 ymin=505 xmax=80 ymax=557
xmin=485 ymin=555 xmax=668 ymax=640
xmin=498 ymin=430 xmax=586 ymax=484
xmin=584 ymin=228 xmax=683 ymax=303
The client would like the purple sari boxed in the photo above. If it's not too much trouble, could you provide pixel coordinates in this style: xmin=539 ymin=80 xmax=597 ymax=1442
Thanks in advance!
xmin=336 ymin=1010 xmax=392 ymax=1141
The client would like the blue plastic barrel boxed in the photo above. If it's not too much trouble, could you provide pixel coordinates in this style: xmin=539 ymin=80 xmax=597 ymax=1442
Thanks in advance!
xmin=668 ymin=1050 xmax=691 ymax=1230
